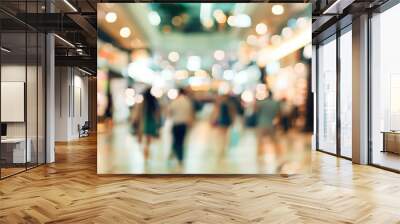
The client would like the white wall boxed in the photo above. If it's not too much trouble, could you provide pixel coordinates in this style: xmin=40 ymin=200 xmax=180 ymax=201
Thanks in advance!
xmin=55 ymin=66 xmax=69 ymax=141
xmin=71 ymin=73 xmax=89 ymax=138
xmin=55 ymin=67 xmax=89 ymax=141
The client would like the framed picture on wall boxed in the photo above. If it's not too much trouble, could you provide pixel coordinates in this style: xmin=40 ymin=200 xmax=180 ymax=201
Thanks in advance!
xmin=1 ymin=81 xmax=25 ymax=122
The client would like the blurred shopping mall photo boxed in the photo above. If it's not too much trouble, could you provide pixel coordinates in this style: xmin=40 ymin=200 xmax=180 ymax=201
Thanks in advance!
xmin=97 ymin=3 xmax=313 ymax=174
xmin=1 ymin=1 xmax=400 ymax=223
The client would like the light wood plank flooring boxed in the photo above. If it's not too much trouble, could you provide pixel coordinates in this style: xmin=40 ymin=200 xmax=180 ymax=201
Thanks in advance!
xmin=0 ymin=135 xmax=400 ymax=223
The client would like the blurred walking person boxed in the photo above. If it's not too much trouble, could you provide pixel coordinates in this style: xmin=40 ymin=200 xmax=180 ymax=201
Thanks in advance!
xmin=104 ymin=84 xmax=114 ymax=128
xmin=167 ymin=88 xmax=194 ymax=165
xmin=211 ymin=94 xmax=236 ymax=158
xmin=255 ymin=91 xmax=281 ymax=157
xmin=132 ymin=88 xmax=161 ymax=160
xmin=280 ymin=97 xmax=293 ymax=133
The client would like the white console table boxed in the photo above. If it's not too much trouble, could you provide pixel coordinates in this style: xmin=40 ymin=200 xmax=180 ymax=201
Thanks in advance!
xmin=1 ymin=138 xmax=32 ymax=163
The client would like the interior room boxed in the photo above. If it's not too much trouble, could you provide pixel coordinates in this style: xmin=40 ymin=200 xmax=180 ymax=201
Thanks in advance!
xmin=0 ymin=7 xmax=46 ymax=178
xmin=0 ymin=0 xmax=97 ymax=179
xmin=0 ymin=0 xmax=399 ymax=223
xmin=370 ymin=2 xmax=400 ymax=171
xmin=316 ymin=25 xmax=353 ymax=159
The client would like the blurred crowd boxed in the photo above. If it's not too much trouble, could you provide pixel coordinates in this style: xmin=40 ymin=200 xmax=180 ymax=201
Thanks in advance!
xmin=104 ymin=87 xmax=303 ymax=166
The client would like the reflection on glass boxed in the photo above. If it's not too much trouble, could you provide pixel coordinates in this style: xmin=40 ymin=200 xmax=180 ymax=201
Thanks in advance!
xmin=38 ymin=33 xmax=46 ymax=165
xmin=371 ymin=3 xmax=400 ymax=171
xmin=27 ymin=31 xmax=39 ymax=169
xmin=1 ymin=30 xmax=27 ymax=177
xmin=0 ymin=1 xmax=47 ymax=178
xmin=340 ymin=29 xmax=352 ymax=158
xmin=317 ymin=37 xmax=337 ymax=154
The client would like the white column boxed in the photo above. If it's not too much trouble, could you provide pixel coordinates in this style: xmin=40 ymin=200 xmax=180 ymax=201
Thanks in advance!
xmin=46 ymin=32 xmax=55 ymax=163
xmin=352 ymin=14 xmax=369 ymax=164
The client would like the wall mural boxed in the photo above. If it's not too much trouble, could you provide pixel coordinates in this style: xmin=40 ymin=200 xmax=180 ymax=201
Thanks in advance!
xmin=97 ymin=3 xmax=312 ymax=174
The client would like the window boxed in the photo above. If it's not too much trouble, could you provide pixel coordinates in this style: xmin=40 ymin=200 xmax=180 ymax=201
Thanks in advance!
xmin=371 ymin=3 xmax=400 ymax=171
xmin=317 ymin=36 xmax=337 ymax=154
xmin=339 ymin=28 xmax=352 ymax=158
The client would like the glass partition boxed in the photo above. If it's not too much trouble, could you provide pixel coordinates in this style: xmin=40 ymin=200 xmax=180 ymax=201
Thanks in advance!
xmin=371 ymin=3 xmax=400 ymax=171
xmin=38 ymin=32 xmax=46 ymax=165
xmin=27 ymin=31 xmax=38 ymax=169
xmin=0 ymin=1 xmax=46 ymax=179
xmin=339 ymin=28 xmax=352 ymax=158
xmin=1 ymin=29 xmax=28 ymax=177
xmin=317 ymin=36 xmax=337 ymax=154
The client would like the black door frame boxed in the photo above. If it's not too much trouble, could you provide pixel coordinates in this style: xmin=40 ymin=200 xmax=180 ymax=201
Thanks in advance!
xmin=315 ymin=21 xmax=353 ymax=161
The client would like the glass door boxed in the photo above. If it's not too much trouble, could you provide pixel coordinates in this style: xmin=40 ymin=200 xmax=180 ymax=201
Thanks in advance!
xmin=317 ymin=35 xmax=337 ymax=154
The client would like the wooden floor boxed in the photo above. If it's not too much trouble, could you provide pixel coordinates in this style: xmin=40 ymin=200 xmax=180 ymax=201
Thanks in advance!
xmin=0 ymin=135 xmax=400 ymax=223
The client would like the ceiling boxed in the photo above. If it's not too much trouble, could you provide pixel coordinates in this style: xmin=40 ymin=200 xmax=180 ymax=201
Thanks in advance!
xmin=3 ymin=0 xmax=100 ymax=74
xmin=311 ymin=0 xmax=390 ymax=43
xmin=98 ymin=3 xmax=311 ymax=70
